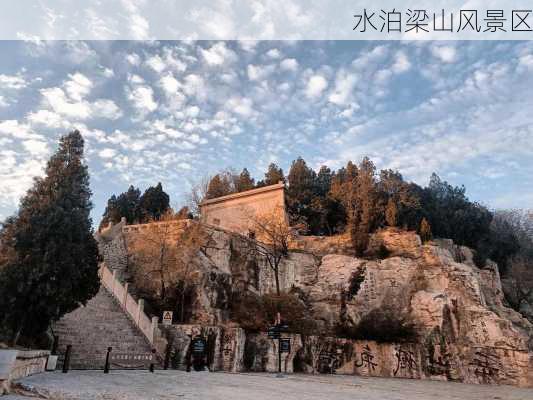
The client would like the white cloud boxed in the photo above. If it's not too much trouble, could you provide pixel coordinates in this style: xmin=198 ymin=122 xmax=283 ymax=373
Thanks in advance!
xmin=0 ymin=95 xmax=8 ymax=107
xmin=126 ymin=53 xmax=141 ymax=66
xmin=41 ymin=87 xmax=91 ymax=119
xmin=200 ymin=42 xmax=236 ymax=66
xmin=22 ymin=139 xmax=49 ymax=156
xmin=27 ymin=109 xmax=63 ymax=128
xmin=99 ymin=148 xmax=117 ymax=158
xmin=519 ymin=54 xmax=533 ymax=70
xmin=305 ymin=74 xmax=328 ymax=99
xmin=328 ymin=70 xmax=357 ymax=106
xmin=266 ymin=48 xmax=281 ymax=59
xmin=127 ymin=85 xmax=157 ymax=114
xmin=280 ymin=58 xmax=298 ymax=71
xmin=0 ymin=120 xmax=38 ymax=139
xmin=102 ymin=67 xmax=115 ymax=78
xmin=64 ymin=72 xmax=93 ymax=101
xmin=392 ymin=51 xmax=411 ymax=73
xmin=431 ymin=46 xmax=457 ymax=63
xmin=145 ymin=55 xmax=166 ymax=73
xmin=0 ymin=74 xmax=27 ymax=90
xmin=226 ymin=96 xmax=255 ymax=117
xmin=239 ymin=40 xmax=258 ymax=52
xmin=91 ymin=99 xmax=123 ymax=120
xmin=182 ymin=74 xmax=206 ymax=101
xmin=121 ymin=0 xmax=150 ymax=40
xmin=247 ymin=64 xmax=274 ymax=81
xmin=159 ymin=74 xmax=180 ymax=94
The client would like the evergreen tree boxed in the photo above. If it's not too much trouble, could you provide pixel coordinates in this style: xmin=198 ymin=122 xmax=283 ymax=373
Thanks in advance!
xmin=286 ymin=157 xmax=317 ymax=227
xmin=205 ymin=174 xmax=233 ymax=199
xmin=235 ymin=168 xmax=255 ymax=192
xmin=316 ymin=166 xmax=332 ymax=197
xmin=264 ymin=163 xmax=285 ymax=185
xmin=0 ymin=130 xmax=99 ymax=345
xmin=140 ymin=182 xmax=170 ymax=221
xmin=98 ymin=194 xmax=120 ymax=230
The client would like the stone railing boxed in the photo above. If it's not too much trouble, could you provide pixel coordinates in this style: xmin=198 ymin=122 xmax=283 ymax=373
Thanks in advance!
xmin=1 ymin=349 xmax=50 ymax=394
xmin=122 ymin=219 xmax=192 ymax=234
xmin=99 ymin=263 xmax=162 ymax=347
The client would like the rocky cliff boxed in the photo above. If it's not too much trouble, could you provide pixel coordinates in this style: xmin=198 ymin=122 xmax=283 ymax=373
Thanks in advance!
xmin=97 ymin=221 xmax=533 ymax=387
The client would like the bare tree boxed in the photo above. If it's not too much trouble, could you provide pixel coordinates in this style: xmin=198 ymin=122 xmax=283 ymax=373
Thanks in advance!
xmin=243 ymin=206 xmax=292 ymax=295
xmin=128 ymin=213 xmax=213 ymax=322
xmin=186 ymin=175 xmax=211 ymax=218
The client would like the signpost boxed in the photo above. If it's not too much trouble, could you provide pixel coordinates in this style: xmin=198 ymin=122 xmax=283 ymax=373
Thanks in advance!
xmin=268 ymin=313 xmax=290 ymax=377
xmin=280 ymin=338 xmax=291 ymax=354
xmin=104 ymin=347 xmax=156 ymax=372
xmin=162 ymin=311 xmax=173 ymax=326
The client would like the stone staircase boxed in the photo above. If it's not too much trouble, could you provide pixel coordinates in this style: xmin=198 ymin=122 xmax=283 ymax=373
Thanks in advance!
xmin=53 ymin=286 xmax=155 ymax=370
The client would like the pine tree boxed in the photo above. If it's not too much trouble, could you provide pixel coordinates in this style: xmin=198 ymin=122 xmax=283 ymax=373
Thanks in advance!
xmin=0 ymin=130 xmax=100 ymax=345
xmin=264 ymin=163 xmax=285 ymax=185
xmin=140 ymin=182 xmax=170 ymax=221
xmin=385 ymin=198 xmax=398 ymax=227
xmin=235 ymin=168 xmax=255 ymax=192
xmin=206 ymin=174 xmax=232 ymax=199
xmin=419 ymin=217 xmax=432 ymax=243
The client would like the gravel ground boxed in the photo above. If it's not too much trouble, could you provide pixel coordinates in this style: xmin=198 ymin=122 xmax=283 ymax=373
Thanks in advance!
xmin=5 ymin=370 xmax=533 ymax=400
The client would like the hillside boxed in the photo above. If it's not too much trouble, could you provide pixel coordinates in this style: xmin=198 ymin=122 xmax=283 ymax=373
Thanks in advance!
xmin=96 ymin=219 xmax=533 ymax=386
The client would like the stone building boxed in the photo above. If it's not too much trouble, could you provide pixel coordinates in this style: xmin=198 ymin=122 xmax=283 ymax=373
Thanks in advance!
xmin=199 ymin=182 xmax=287 ymax=235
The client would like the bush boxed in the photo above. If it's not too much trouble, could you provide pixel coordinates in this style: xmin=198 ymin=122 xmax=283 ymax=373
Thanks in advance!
xmin=230 ymin=291 xmax=317 ymax=334
xmin=336 ymin=306 xmax=417 ymax=343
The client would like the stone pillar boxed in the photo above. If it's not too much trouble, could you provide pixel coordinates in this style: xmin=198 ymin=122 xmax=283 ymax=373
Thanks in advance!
xmin=123 ymin=283 xmax=129 ymax=307
xmin=137 ymin=299 xmax=144 ymax=325
xmin=111 ymin=270 xmax=117 ymax=293
xmin=151 ymin=317 xmax=159 ymax=343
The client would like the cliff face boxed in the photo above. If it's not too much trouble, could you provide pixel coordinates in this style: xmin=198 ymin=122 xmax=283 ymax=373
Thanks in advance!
xmin=97 ymin=222 xmax=533 ymax=386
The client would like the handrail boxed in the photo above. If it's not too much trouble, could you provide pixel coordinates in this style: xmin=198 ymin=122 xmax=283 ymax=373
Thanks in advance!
xmin=98 ymin=263 xmax=161 ymax=346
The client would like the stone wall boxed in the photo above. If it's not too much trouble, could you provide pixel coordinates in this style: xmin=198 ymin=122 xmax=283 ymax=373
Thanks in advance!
xmin=199 ymin=183 xmax=286 ymax=235
xmin=0 ymin=349 xmax=50 ymax=395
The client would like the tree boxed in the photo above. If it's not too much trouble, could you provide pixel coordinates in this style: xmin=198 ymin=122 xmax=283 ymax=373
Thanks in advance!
xmin=140 ymin=182 xmax=170 ymax=221
xmin=245 ymin=207 xmax=291 ymax=295
xmin=187 ymin=175 xmax=210 ymax=217
xmin=286 ymin=157 xmax=317 ymax=227
xmin=0 ymin=130 xmax=99 ymax=345
xmin=176 ymin=206 xmax=193 ymax=220
xmin=205 ymin=171 xmax=236 ymax=199
xmin=235 ymin=168 xmax=255 ymax=192
xmin=316 ymin=166 xmax=332 ymax=197
xmin=263 ymin=163 xmax=285 ymax=186
xmin=99 ymin=194 xmax=121 ymax=230
xmin=128 ymin=214 xmax=214 ymax=322
xmin=116 ymin=185 xmax=142 ymax=223
xmin=385 ymin=198 xmax=398 ymax=227
xmin=419 ymin=218 xmax=432 ymax=243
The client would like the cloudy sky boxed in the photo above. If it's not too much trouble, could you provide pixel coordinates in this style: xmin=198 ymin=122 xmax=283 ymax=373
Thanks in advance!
xmin=0 ymin=40 xmax=532 ymax=224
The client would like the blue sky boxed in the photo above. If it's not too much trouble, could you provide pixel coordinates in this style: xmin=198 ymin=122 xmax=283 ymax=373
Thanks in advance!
xmin=0 ymin=40 xmax=532 ymax=225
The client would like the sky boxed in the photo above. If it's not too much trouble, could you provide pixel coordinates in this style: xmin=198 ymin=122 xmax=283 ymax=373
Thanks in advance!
xmin=0 ymin=40 xmax=532 ymax=225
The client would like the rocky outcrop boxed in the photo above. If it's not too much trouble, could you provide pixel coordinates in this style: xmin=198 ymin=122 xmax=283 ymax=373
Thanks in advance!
xmin=95 ymin=221 xmax=533 ymax=387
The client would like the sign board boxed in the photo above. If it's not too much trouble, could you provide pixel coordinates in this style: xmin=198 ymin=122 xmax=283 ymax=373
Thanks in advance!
xmin=280 ymin=338 xmax=291 ymax=353
xmin=162 ymin=311 xmax=173 ymax=326
xmin=267 ymin=326 xmax=280 ymax=339
xmin=109 ymin=352 xmax=155 ymax=368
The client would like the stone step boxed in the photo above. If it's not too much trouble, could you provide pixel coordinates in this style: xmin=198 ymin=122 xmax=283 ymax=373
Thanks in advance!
xmin=53 ymin=285 xmax=155 ymax=369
